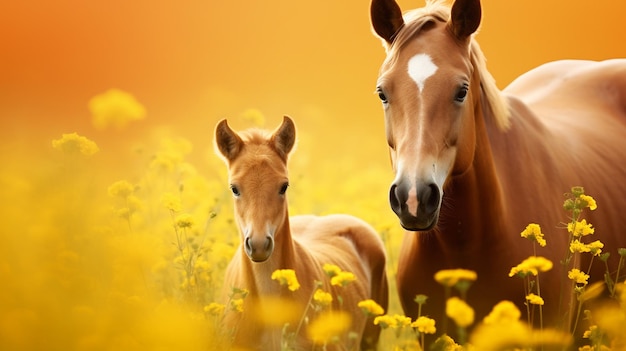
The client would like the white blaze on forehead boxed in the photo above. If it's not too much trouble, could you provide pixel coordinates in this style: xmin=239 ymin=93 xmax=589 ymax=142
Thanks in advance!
xmin=407 ymin=53 xmax=438 ymax=92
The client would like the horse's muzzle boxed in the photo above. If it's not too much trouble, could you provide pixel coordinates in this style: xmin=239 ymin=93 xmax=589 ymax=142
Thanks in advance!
xmin=389 ymin=180 xmax=440 ymax=231
xmin=244 ymin=234 xmax=274 ymax=262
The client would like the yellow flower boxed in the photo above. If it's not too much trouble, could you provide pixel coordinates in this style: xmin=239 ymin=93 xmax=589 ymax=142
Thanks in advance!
xmin=330 ymin=271 xmax=356 ymax=287
xmin=203 ymin=302 xmax=225 ymax=316
xmin=432 ymin=334 xmax=463 ymax=351
xmin=568 ymin=269 xmax=589 ymax=285
xmin=587 ymin=240 xmax=604 ymax=256
xmin=107 ymin=180 xmax=134 ymax=198
xmin=568 ymin=219 xmax=595 ymax=237
xmin=322 ymin=263 xmax=342 ymax=277
xmin=307 ymin=310 xmax=352 ymax=345
xmin=358 ymin=299 xmax=385 ymax=316
xmin=526 ymin=293 xmax=544 ymax=306
xmin=230 ymin=298 xmax=244 ymax=312
xmin=271 ymin=269 xmax=300 ymax=291
xmin=373 ymin=314 xmax=398 ymax=329
xmin=313 ymin=289 xmax=333 ymax=307
xmin=89 ymin=88 xmax=146 ymax=130
xmin=579 ymin=194 xmax=597 ymax=210
xmin=162 ymin=192 xmax=182 ymax=212
xmin=446 ymin=297 xmax=474 ymax=328
xmin=509 ymin=256 xmax=553 ymax=277
xmin=434 ymin=269 xmax=477 ymax=287
xmin=394 ymin=314 xmax=412 ymax=328
xmin=412 ymin=316 xmax=436 ymax=334
xmin=483 ymin=300 xmax=521 ymax=325
xmin=583 ymin=325 xmax=598 ymax=339
xmin=52 ymin=132 xmax=99 ymax=156
xmin=175 ymin=213 xmax=195 ymax=229
xmin=253 ymin=296 xmax=300 ymax=327
xmin=569 ymin=239 xmax=591 ymax=254
xmin=520 ymin=223 xmax=547 ymax=247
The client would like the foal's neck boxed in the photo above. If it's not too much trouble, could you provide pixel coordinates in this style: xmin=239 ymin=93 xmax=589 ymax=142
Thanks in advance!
xmin=242 ymin=216 xmax=296 ymax=295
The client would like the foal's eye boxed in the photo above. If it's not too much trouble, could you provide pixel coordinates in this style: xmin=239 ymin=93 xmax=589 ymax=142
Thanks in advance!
xmin=376 ymin=88 xmax=388 ymax=104
xmin=230 ymin=185 xmax=240 ymax=197
xmin=279 ymin=183 xmax=289 ymax=195
xmin=455 ymin=85 xmax=469 ymax=103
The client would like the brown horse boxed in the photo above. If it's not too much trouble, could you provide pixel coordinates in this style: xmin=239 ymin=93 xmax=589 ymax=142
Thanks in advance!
xmin=370 ymin=0 xmax=626 ymax=333
xmin=215 ymin=116 xmax=388 ymax=350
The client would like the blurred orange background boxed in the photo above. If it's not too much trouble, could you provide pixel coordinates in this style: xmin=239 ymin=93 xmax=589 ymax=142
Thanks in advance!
xmin=1 ymin=0 xmax=625 ymax=173
xmin=0 ymin=2 xmax=625 ymax=348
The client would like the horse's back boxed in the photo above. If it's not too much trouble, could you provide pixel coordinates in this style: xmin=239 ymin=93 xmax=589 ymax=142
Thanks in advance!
xmin=290 ymin=214 xmax=388 ymax=350
xmin=494 ymin=59 xmax=626 ymax=277
xmin=290 ymin=214 xmax=387 ymax=269
xmin=505 ymin=59 xmax=626 ymax=122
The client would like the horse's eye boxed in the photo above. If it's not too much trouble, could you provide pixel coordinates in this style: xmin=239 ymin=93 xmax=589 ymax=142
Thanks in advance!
xmin=279 ymin=183 xmax=289 ymax=195
xmin=455 ymin=85 xmax=469 ymax=103
xmin=230 ymin=185 xmax=240 ymax=197
xmin=377 ymin=88 xmax=388 ymax=104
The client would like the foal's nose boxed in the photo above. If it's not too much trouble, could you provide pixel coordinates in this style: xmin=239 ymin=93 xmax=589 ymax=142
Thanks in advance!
xmin=244 ymin=235 xmax=274 ymax=262
xmin=389 ymin=180 xmax=441 ymax=231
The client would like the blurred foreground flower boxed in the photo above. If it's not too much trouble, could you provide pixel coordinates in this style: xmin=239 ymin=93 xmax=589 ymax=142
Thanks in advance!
xmin=446 ymin=297 xmax=474 ymax=328
xmin=89 ymin=88 xmax=146 ymax=130
xmin=52 ymin=132 xmax=99 ymax=156
xmin=306 ymin=310 xmax=351 ymax=345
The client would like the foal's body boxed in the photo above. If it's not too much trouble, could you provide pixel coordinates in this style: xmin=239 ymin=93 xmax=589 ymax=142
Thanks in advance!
xmin=370 ymin=0 xmax=626 ymax=333
xmin=216 ymin=117 xmax=388 ymax=351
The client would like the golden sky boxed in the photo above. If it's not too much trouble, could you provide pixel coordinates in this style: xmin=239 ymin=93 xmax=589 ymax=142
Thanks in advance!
xmin=1 ymin=0 xmax=624 ymax=168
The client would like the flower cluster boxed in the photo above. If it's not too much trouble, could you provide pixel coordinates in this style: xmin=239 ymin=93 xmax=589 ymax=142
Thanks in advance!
xmin=508 ymin=256 xmax=553 ymax=277
xmin=271 ymin=269 xmax=301 ymax=291
xmin=52 ymin=132 xmax=99 ymax=156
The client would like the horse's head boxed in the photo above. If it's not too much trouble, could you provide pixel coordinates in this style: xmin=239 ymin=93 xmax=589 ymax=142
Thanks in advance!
xmin=371 ymin=0 xmax=484 ymax=231
xmin=215 ymin=116 xmax=296 ymax=262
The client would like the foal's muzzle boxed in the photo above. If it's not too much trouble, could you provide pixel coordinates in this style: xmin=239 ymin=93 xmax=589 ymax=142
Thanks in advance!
xmin=389 ymin=180 xmax=441 ymax=231
xmin=244 ymin=234 xmax=274 ymax=262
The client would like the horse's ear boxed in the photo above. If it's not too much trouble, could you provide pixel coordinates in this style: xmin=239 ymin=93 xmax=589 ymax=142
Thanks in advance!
xmin=271 ymin=116 xmax=296 ymax=160
xmin=370 ymin=0 xmax=404 ymax=44
xmin=215 ymin=119 xmax=244 ymax=161
xmin=448 ymin=0 xmax=482 ymax=40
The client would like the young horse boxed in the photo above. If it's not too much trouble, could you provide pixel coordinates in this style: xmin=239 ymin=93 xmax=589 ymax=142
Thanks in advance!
xmin=215 ymin=116 xmax=388 ymax=350
xmin=370 ymin=0 xmax=626 ymax=332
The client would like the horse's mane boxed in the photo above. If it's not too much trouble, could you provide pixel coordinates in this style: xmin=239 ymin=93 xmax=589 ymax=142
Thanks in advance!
xmin=382 ymin=0 xmax=511 ymax=130
xmin=240 ymin=128 xmax=272 ymax=145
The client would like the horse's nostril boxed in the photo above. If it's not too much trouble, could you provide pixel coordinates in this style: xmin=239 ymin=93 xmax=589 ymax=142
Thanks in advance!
xmin=389 ymin=183 xmax=401 ymax=213
xmin=244 ymin=237 xmax=252 ymax=253
xmin=423 ymin=183 xmax=440 ymax=214
xmin=264 ymin=236 xmax=273 ymax=251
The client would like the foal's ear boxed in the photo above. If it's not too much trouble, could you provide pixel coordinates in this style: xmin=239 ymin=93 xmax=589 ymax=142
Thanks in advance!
xmin=448 ymin=0 xmax=482 ymax=40
xmin=271 ymin=116 xmax=296 ymax=160
xmin=215 ymin=119 xmax=244 ymax=161
xmin=370 ymin=0 xmax=404 ymax=45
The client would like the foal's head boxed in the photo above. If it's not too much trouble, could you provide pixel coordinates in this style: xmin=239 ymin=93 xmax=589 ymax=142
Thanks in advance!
xmin=215 ymin=116 xmax=296 ymax=262
xmin=371 ymin=0 xmax=485 ymax=231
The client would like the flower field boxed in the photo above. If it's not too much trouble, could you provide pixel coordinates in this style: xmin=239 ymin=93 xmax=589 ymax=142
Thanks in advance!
xmin=0 ymin=90 xmax=624 ymax=351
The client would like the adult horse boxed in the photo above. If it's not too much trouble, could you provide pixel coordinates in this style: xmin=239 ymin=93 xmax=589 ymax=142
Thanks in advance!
xmin=370 ymin=0 xmax=626 ymax=332
xmin=215 ymin=116 xmax=388 ymax=350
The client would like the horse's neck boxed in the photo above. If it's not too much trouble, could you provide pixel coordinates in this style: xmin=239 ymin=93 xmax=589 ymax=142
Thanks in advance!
xmin=439 ymin=99 xmax=509 ymax=253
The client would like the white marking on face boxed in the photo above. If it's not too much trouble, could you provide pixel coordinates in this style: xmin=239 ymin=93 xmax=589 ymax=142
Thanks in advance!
xmin=407 ymin=53 xmax=438 ymax=92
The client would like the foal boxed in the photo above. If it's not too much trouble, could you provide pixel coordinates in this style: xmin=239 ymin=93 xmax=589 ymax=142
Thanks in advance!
xmin=215 ymin=116 xmax=388 ymax=351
